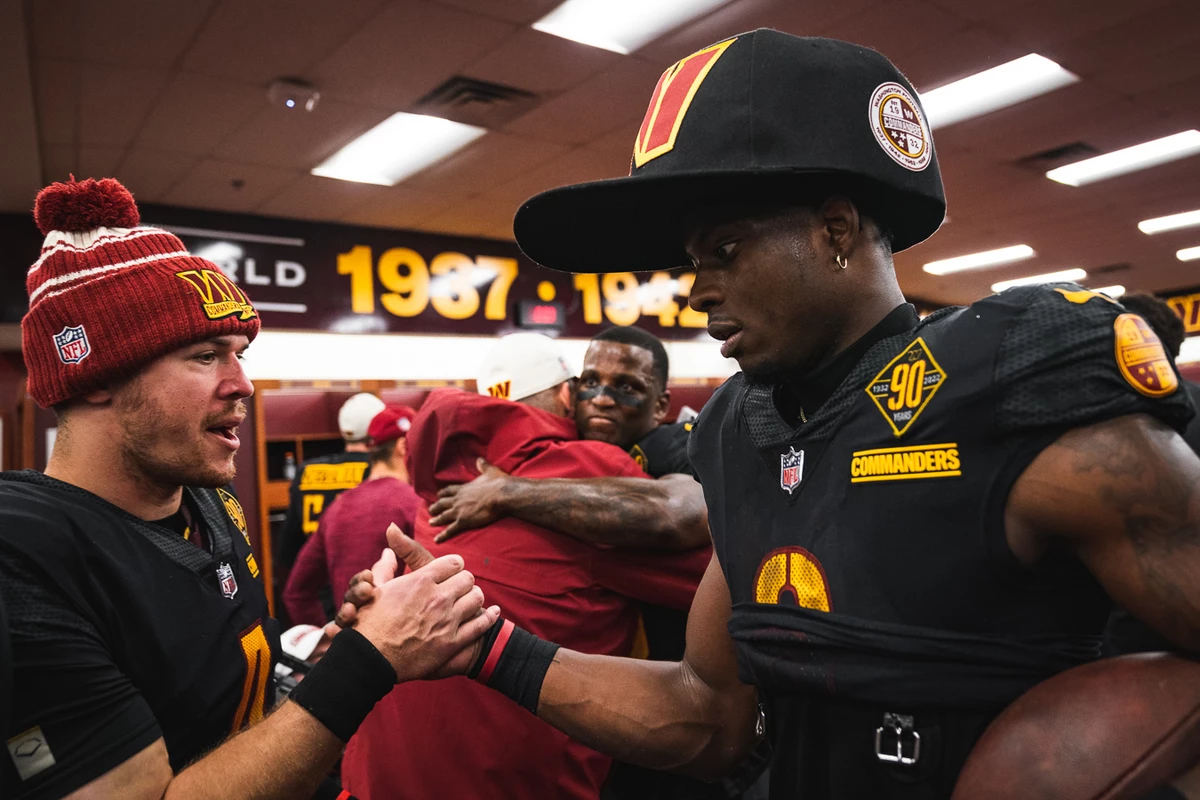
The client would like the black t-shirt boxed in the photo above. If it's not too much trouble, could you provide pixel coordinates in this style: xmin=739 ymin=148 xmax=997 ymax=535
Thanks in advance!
xmin=688 ymin=285 xmax=1194 ymax=796
xmin=0 ymin=473 xmax=278 ymax=799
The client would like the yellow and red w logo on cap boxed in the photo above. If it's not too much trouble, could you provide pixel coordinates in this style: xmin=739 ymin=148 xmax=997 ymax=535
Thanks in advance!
xmin=21 ymin=177 xmax=259 ymax=408
xmin=633 ymin=38 xmax=736 ymax=169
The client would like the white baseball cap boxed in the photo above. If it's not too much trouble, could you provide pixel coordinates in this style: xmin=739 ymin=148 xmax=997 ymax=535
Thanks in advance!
xmin=477 ymin=333 xmax=573 ymax=402
xmin=338 ymin=392 xmax=386 ymax=442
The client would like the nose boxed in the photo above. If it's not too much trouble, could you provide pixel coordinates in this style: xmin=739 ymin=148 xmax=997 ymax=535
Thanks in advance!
xmin=588 ymin=387 xmax=616 ymax=408
xmin=687 ymin=267 xmax=722 ymax=314
xmin=221 ymin=356 xmax=255 ymax=400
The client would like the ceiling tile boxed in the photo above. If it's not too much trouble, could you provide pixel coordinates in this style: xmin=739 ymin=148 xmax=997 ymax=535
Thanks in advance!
xmin=465 ymin=27 xmax=621 ymax=94
xmin=420 ymin=193 xmax=520 ymax=240
xmin=481 ymin=146 xmax=623 ymax=208
xmin=34 ymin=60 xmax=79 ymax=146
xmin=429 ymin=0 xmax=562 ymax=25
xmin=114 ymin=149 xmax=204 ymax=203
xmin=256 ymin=174 xmax=391 ymax=222
xmin=78 ymin=146 xmax=127 ymax=179
xmin=79 ymin=64 xmax=172 ymax=147
xmin=502 ymin=57 xmax=666 ymax=145
xmin=40 ymin=144 xmax=77 ymax=185
xmin=211 ymin=100 xmax=391 ymax=169
xmin=400 ymin=132 xmax=574 ymax=196
xmin=338 ymin=185 xmax=458 ymax=230
xmin=901 ymin=27 xmax=1027 ymax=91
xmin=826 ymin=0 xmax=971 ymax=64
xmin=33 ymin=0 xmax=218 ymax=68
xmin=182 ymin=0 xmax=387 ymax=83
xmin=985 ymin=0 xmax=1177 ymax=51
xmin=164 ymin=159 xmax=298 ymax=213
xmin=1046 ymin=1 xmax=1200 ymax=80
xmin=310 ymin=0 xmax=516 ymax=110
xmin=136 ymin=73 xmax=265 ymax=156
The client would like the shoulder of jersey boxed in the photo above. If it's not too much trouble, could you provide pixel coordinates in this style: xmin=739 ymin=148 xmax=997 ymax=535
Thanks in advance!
xmin=0 ymin=477 xmax=99 ymax=541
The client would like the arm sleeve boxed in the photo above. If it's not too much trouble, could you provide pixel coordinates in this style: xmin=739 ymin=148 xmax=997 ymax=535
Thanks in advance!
xmin=592 ymin=546 xmax=712 ymax=610
xmin=282 ymin=521 xmax=332 ymax=628
xmin=992 ymin=285 xmax=1195 ymax=435
xmin=0 ymin=548 xmax=162 ymax=800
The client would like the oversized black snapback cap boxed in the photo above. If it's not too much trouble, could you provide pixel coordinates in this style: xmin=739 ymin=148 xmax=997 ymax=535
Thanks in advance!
xmin=514 ymin=29 xmax=946 ymax=273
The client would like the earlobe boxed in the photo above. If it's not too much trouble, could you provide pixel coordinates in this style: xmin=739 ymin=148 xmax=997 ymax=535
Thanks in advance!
xmin=82 ymin=387 xmax=112 ymax=405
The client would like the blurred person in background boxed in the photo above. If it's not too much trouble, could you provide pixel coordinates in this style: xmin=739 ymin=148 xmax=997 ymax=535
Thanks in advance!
xmin=275 ymin=392 xmax=385 ymax=623
xmin=284 ymin=404 xmax=419 ymax=627
xmin=340 ymin=332 xmax=710 ymax=800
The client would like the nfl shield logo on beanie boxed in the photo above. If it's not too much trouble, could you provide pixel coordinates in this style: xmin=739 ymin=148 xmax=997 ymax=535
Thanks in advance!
xmin=52 ymin=325 xmax=90 ymax=364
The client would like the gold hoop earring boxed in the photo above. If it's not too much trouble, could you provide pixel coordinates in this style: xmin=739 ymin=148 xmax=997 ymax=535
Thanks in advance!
xmin=835 ymin=253 xmax=848 ymax=270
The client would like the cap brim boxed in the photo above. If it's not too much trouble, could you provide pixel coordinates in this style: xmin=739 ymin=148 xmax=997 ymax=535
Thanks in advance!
xmin=513 ymin=169 xmax=945 ymax=274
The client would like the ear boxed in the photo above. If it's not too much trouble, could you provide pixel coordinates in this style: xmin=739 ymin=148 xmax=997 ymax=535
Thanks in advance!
xmin=82 ymin=387 xmax=113 ymax=405
xmin=557 ymin=379 xmax=576 ymax=417
xmin=652 ymin=386 xmax=671 ymax=426
xmin=393 ymin=437 xmax=408 ymax=461
xmin=817 ymin=196 xmax=862 ymax=259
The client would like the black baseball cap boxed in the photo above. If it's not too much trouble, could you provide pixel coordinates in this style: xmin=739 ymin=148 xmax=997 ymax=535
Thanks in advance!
xmin=514 ymin=29 xmax=946 ymax=273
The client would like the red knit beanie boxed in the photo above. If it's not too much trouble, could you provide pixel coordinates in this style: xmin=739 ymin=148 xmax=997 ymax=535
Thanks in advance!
xmin=23 ymin=177 xmax=261 ymax=407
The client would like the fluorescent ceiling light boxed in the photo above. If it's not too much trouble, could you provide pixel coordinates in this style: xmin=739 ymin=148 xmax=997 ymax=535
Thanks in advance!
xmin=1179 ymin=336 xmax=1200 ymax=365
xmin=991 ymin=268 xmax=1087 ymax=293
xmin=919 ymin=54 xmax=1079 ymax=130
xmin=922 ymin=244 xmax=1035 ymax=275
xmin=532 ymin=0 xmax=730 ymax=54
xmin=312 ymin=113 xmax=485 ymax=186
xmin=1178 ymin=246 xmax=1200 ymax=262
xmin=1092 ymin=285 xmax=1126 ymax=298
xmin=1046 ymin=130 xmax=1200 ymax=187
xmin=1139 ymin=209 xmax=1200 ymax=234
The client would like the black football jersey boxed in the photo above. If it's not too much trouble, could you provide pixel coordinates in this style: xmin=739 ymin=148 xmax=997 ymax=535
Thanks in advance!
xmin=276 ymin=452 xmax=372 ymax=572
xmin=0 ymin=472 xmax=278 ymax=799
xmin=629 ymin=421 xmax=696 ymax=479
xmin=690 ymin=284 xmax=1193 ymax=708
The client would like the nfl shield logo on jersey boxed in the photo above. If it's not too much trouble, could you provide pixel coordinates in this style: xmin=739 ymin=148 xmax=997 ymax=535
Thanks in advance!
xmin=216 ymin=562 xmax=238 ymax=599
xmin=780 ymin=447 xmax=805 ymax=494
xmin=53 ymin=325 xmax=90 ymax=364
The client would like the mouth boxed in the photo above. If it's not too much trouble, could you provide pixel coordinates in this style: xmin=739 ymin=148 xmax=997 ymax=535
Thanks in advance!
xmin=707 ymin=320 xmax=744 ymax=358
xmin=206 ymin=417 xmax=243 ymax=451
xmin=584 ymin=416 xmax=619 ymax=435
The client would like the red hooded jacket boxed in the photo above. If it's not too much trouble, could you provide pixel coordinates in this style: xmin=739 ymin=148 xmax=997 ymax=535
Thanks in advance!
xmin=341 ymin=388 xmax=710 ymax=800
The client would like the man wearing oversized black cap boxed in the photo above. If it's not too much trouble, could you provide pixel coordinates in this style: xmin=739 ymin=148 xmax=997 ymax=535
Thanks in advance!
xmin=346 ymin=30 xmax=1200 ymax=798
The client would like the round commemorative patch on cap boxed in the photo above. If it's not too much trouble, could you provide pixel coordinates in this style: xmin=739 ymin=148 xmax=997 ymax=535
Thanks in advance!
xmin=868 ymin=82 xmax=932 ymax=172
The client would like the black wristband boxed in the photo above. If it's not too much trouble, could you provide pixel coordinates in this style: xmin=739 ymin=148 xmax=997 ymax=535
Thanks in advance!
xmin=467 ymin=618 xmax=560 ymax=714
xmin=289 ymin=628 xmax=396 ymax=742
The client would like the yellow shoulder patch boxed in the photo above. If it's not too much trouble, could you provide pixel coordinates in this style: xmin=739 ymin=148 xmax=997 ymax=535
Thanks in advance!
xmin=1114 ymin=313 xmax=1178 ymax=397
xmin=1055 ymin=287 xmax=1117 ymax=305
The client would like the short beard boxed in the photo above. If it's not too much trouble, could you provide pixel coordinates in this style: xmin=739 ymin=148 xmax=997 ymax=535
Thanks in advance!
xmin=114 ymin=377 xmax=239 ymax=490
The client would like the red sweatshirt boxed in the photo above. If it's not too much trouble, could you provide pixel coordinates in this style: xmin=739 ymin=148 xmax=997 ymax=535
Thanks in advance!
xmin=282 ymin=476 xmax=420 ymax=627
xmin=341 ymin=389 xmax=711 ymax=800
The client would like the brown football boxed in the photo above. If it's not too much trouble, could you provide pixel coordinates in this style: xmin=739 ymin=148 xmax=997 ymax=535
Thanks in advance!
xmin=952 ymin=653 xmax=1200 ymax=800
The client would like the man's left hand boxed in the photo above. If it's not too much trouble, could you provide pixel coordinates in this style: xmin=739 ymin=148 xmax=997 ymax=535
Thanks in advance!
xmin=428 ymin=459 xmax=512 ymax=542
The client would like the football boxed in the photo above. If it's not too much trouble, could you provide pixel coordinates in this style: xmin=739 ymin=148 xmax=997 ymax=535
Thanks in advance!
xmin=952 ymin=653 xmax=1200 ymax=800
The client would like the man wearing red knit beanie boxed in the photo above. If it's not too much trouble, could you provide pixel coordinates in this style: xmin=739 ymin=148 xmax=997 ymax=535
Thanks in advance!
xmin=0 ymin=178 xmax=498 ymax=800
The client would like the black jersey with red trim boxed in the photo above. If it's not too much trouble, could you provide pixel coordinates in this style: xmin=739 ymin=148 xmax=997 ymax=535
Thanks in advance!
xmin=688 ymin=285 xmax=1192 ymax=730
xmin=277 ymin=452 xmax=372 ymax=572
xmin=0 ymin=472 xmax=278 ymax=799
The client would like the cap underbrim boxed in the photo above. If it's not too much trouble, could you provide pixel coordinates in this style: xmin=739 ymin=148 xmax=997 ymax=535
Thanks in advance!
xmin=513 ymin=168 xmax=946 ymax=274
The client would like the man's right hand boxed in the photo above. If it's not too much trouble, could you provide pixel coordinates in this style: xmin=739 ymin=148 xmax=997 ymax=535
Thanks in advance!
xmin=352 ymin=524 xmax=500 ymax=682
xmin=428 ymin=458 xmax=513 ymax=542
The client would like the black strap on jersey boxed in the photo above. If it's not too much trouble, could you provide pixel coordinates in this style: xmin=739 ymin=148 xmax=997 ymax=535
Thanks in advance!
xmin=467 ymin=618 xmax=560 ymax=714
xmin=288 ymin=628 xmax=395 ymax=742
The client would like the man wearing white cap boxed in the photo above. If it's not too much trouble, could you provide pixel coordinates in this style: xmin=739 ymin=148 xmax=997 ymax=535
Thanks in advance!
xmin=275 ymin=392 xmax=385 ymax=620
xmin=339 ymin=333 xmax=710 ymax=800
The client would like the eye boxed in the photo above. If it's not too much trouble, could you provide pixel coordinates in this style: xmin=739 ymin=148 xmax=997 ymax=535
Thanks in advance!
xmin=195 ymin=352 xmax=217 ymax=365
xmin=715 ymin=240 xmax=737 ymax=261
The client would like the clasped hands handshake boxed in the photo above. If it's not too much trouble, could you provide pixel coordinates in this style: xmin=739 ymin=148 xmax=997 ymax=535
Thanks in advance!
xmin=325 ymin=523 xmax=500 ymax=682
